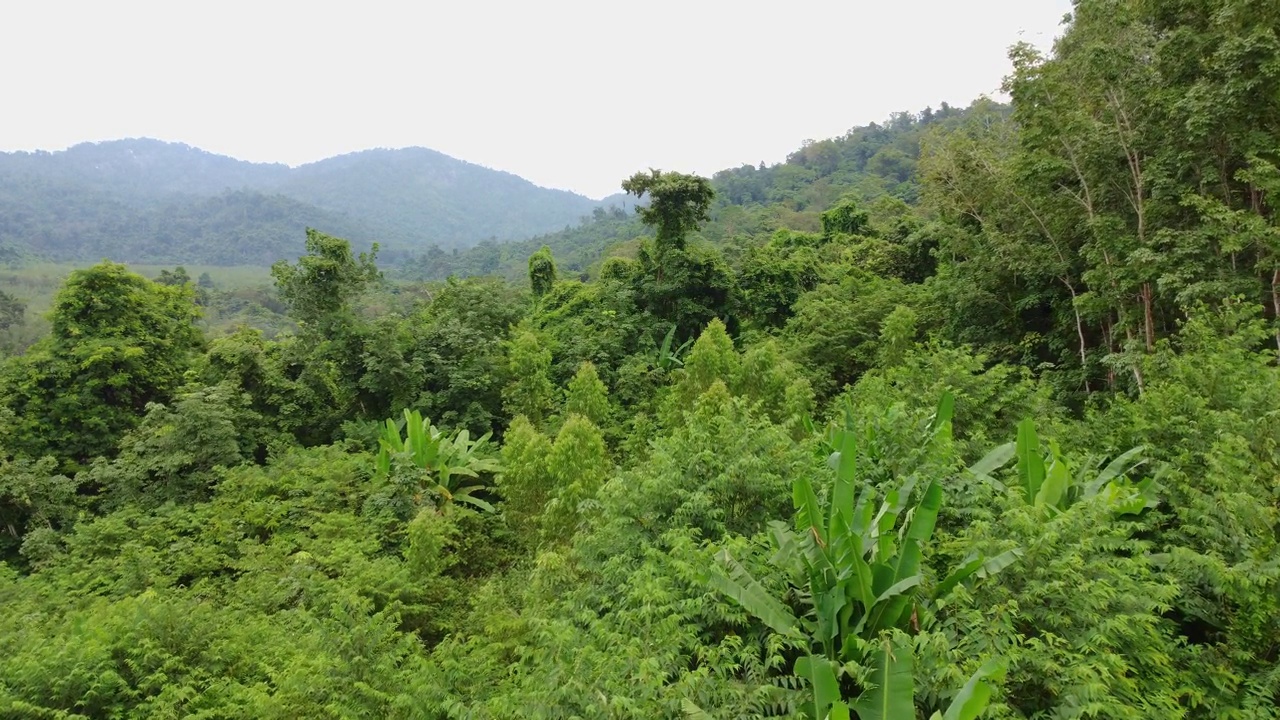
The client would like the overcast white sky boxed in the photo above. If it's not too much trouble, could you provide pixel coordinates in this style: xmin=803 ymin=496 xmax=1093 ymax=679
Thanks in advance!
xmin=1 ymin=1 xmax=1072 ymax=199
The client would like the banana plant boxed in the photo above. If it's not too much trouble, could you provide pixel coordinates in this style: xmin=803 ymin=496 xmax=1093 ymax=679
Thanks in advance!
xmin=656 ymin=323 xmax=694 ymax=372
xmin=375 ymin=409 xmax=501 ymax=512
xmin=968 ymin=419 xmax=1159 ymax=516
xmin=709 ymin=394 xmax=1015 ymax=719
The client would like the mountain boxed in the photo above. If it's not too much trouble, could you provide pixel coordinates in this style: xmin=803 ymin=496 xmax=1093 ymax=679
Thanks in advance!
xmin=278 ymin=148 xmax=599 ymax=248
xmin=0 ymin=140 xmax=603 ymax=265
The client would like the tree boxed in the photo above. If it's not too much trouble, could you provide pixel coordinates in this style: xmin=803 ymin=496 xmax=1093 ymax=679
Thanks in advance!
xmin=0 ymin=290 xmax=25 ymax=332
xmin=528 ymin=245 xmax=557 ymax=298
xmin=563 ymin=361 xmax=610 ymax=428
xmin=271 ymin=228 xmax=380 ymax=326
xmin=622 ymin=169 xmax=715 ymax=253
xmin=541 ymin=414 xmax=610 ymax=544
xmin=502 ymin=330 xmax=556 ymax=426
xmin=820 ymin=195 xmax=872 ymax=237
xmin=1 ymin=262 xmax=202 ymax=467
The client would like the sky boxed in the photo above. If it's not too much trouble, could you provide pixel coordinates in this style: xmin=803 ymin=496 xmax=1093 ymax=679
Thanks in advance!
xmin=1 ymin=1 xmax=1073 ymax=199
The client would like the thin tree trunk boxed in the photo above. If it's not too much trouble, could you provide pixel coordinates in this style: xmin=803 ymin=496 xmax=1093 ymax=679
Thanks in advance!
xmin=1062 ymin=278 xmax=1091 ymax=392
xmin=1141 ymin=282 xmax=1155 ymax=351
xmin=1272 ymin=267 xmax=1280 ymax=356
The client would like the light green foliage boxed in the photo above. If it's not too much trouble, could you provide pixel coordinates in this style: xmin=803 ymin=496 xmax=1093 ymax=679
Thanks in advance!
xmin=528 ymin=245 xmax=557 ymax=297
xmin=877 ymin=304 xmax=918 ymax=367
xmin=672 ymin=317 xmax=740 ymax=405
xmin=541 ymin=415 xmax=611 ymax=545
xmin=373 ymin=409 xmax=501 ymax=514
xmin=563 ymin=360 xmax=610 ymax=428
xmin=502 ymin=330 xmax=557 ymax=426
xmin=496 ymin=413 xmax=609 ymax=546
xmin=711 ymin=394 xmax=1011 ymax=719
xmin=844 ymin=343 xmax=1060 ymax=462
xmin=950 ymin=479 xmax=1183 ymax=718
xmin=665 ymin=320 xmax=814 ymax=434
xmin=1078 ymin=302 xmax=1280 ymax=714
xmin=496 ymin=415 xmax=554 ymax=538
xmin=0 ymin=444 xmax=471 ymax=716
xmin=821 ymin=195 xmax=873 ymax=237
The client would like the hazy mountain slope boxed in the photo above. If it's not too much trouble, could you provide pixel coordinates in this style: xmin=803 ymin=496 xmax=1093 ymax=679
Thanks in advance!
xmin=0 ymin=140 xmax=605 ymax=264
xmin=280 ymin=148 xmax=600 ymax=248
xmin=0 ymin=183 xmax=372 ymax=265
xmin=0 ymin=139 xmax=289 ymax=201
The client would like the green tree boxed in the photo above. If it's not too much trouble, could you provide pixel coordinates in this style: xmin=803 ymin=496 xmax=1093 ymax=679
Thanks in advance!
xmin=563 ymin=360 xmax=610 ymax=428
xmin=622 ymin=169 xmax=715 ymax=253
xmin=271 ymin=228 xmax=380 ymax=327
xmin=541 ymin=414 xmax=610 ymax=545
xmin=528 ymin=245 xmax=557 ymax=298
xmin=820 ymin=195 xmax=873 ymax=237
xmin=0 ymin=290 xmax=25 ymax=332
xmin=1 ymin=262 xmax=202 ymax=466
xmin=497 ymin=415 xmax=554 ymax=542
xmin=502 ymin=330 xmax=556 ymax=426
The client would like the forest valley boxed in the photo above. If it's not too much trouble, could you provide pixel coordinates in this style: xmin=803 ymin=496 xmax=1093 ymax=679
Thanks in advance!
xmin=2 ymin=1 xmax=1280 ymax=718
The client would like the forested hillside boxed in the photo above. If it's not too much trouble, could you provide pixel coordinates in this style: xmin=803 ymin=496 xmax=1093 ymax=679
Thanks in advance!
xmin=3 ymin=1 xmax=1280 ymax=718
xmin=0 ymin=140 xmax=604 ymax=264
xmin=405 ymin=103 xmax=971 ymax=281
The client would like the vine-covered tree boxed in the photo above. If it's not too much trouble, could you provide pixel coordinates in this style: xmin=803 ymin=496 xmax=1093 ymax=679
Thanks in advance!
xmin=528 ymin=245 xmax=557 ymax=297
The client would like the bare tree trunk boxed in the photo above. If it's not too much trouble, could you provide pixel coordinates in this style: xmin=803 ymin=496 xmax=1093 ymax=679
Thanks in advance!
xmin=1272 ymin=267 xmax=1280 ymax=356
xmin=1141 ymin=282 xmax=1156 ymax=351
xmin=1063 ymin=278 xmax=1091 ymax=392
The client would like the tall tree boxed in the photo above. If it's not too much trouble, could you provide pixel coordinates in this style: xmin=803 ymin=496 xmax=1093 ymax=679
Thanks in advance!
xmin=528 ymin=245 xmax=557 ymax=298
xmin=271 ymin=228 xmax=380 ymax=327
xmin=1 ymin=263 xmax=202 ymax=466
xmin=622 ymin=169 xmax=715 ymax=253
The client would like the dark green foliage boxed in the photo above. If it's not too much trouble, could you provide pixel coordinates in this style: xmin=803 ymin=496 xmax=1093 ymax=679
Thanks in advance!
xmin=634 ymin=240 xmax=736 ymax=339
xmin=1 ymin=262 xmax=202 ymax=466
xmin=622 ymin=169 xmax=716 ymax=252
xmin=0 ymin=289 xmax=24 ymax=331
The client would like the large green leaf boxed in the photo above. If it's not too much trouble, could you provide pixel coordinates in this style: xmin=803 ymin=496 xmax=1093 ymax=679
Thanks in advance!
xmin=1085 ymin=445 xmax=1146 ymax=495
xmin=931 ymin=391 xmax=955 ymax=438
xmin=710 ymin=549 xmax=800 ymax=636
xmin=1035 ymin=452 xmax=1070 ymax=509
xmin=933 ymin=554 xmax=985 ymax=600
xmin=968 ymin=442 xmax=1014 ymax=489
xmin=795 ymin=474 xmax=828 ymax=546
xmin=940 ymin=657 xmax=1007 ymax=720
xmin=977 ymin=549 xmax=1021 ymax=579
xmin=796 ymin=655 xmax=843 ymax=719
xmin=1015 ymin=419 xmax=1045 ymax=503
xmin=851 ymin=637 xmax=914 ymax=720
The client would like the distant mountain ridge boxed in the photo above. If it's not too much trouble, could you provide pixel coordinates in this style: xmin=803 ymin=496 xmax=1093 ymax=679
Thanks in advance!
xmin=0 ymin=139 xmax=608 ymax=265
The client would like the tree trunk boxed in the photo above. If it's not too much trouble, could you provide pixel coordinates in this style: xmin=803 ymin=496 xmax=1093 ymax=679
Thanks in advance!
xmin=1063 ymin=278 xmax=1090 ymax=392
xmin=1141 ymin=283 xmax=1155 ymax=351
xmin=1272 ymin=267 xmax=1280 ymax=356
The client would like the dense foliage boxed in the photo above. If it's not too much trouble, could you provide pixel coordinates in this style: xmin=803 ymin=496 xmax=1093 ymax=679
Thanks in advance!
xmin=2 ymin=2 xmax=1280 ymax=717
